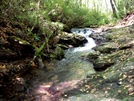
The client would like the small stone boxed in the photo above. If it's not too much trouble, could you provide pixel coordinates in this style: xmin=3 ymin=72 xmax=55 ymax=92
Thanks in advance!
xmin=118 ymin=90 xmax=121 ymax=93
xmin=64 ymin=94 xmax=67 ymax=97
xmin=128 ymin=86 xmax=134 ymax=95
xmin=105 ymin=91 xmax=108 ymax=93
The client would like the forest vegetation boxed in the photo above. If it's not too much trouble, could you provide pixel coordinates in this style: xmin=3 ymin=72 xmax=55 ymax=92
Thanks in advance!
xmin=0 ymin=0 xmax=134 ymax=100
xmin=1 ymin=0 xmax=134 ymax=59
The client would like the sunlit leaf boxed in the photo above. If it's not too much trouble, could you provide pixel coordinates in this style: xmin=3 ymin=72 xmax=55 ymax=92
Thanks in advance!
xmin=103 ymin=76 xmax=107 ymax=79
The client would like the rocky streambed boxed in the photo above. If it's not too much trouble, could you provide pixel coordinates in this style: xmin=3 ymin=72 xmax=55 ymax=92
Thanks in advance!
xmin=48 ymin=26 xmax=134 ymax=101
xmin=61 ymin=25 xmax=134 ymax=101
xmin=0 ymin=25 xmax=134 ymax=101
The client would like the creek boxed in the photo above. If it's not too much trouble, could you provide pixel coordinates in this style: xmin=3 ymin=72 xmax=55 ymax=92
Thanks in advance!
xmin=24 ymin=28 xmax=98 ymax=101
xmin=28 ymin=26 xmax=134 ymax=101
xmin=54 ymin=28 xmax=97 ymax=81
xmin=3 ymin=26 xmax=134 ymax=101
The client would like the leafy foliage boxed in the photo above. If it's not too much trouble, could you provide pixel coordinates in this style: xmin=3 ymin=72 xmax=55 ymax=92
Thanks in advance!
xmin=43 ymin=0 xmax=110 ymax=28
xmin=84 ymin=9 xmax=109 ymax=27
xmin=1 ymin=0 xmax=133 ymax=59
xmin=112 ymin=0 xmax=134 ymax=18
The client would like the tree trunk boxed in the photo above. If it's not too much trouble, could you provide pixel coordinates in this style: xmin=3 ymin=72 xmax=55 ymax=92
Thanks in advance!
xmin=123 ymin=0 xmax=133 ymax=16
xmin=110 ymin=0 xmax=119 ymax=18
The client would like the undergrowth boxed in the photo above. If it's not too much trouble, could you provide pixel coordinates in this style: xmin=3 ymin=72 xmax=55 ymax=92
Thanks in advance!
xmin=1 ymin=0 xmax=133 ymax=59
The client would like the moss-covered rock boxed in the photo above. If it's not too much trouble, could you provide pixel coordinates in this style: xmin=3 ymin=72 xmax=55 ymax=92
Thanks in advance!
xmin=83 ymin=25 xmax=134 ymax=100
xmin=89 ymin=25 xmax=134 ymax=70
xmin=93 ymin=42 xmax=119 ymax=53
xmin=58 ymin=32 xmax=87 ymax=48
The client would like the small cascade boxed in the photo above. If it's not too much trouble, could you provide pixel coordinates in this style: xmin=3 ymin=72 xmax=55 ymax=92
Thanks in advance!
xmin=53 ymin=28 xmax=97 ymax=82
xmin=70 ymin=28 xmax=96 ymax=52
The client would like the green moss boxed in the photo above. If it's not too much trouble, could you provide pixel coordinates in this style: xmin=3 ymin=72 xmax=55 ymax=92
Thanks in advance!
xmin=55 ymin=45 xmax=64 ymax=59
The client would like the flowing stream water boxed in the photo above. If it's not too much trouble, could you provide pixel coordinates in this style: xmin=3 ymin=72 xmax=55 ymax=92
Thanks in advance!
xmin=70 ymin=28 xmax=96 ymax=52
xmin=55 ymin=28 xmax=97 ymax=79
xmin=8 ymin=26 xmax=133 ymax=101
xmin=24 ymin=28 xmax=97 ymax=101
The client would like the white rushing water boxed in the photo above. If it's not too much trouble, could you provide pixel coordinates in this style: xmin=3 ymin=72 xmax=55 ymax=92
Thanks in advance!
xmin=71 ymin=28 xmax=96 ymax=52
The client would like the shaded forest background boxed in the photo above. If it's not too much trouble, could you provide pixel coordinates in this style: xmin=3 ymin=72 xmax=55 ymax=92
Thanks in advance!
xmin=0 ymin=0 xmax=134 ymax=62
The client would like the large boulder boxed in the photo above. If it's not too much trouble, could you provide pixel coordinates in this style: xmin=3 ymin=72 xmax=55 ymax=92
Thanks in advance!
xmin=88 ymin=25 xmax=134 ymax=70
xmin=58 ymin=32 xmax=88 ymax=48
